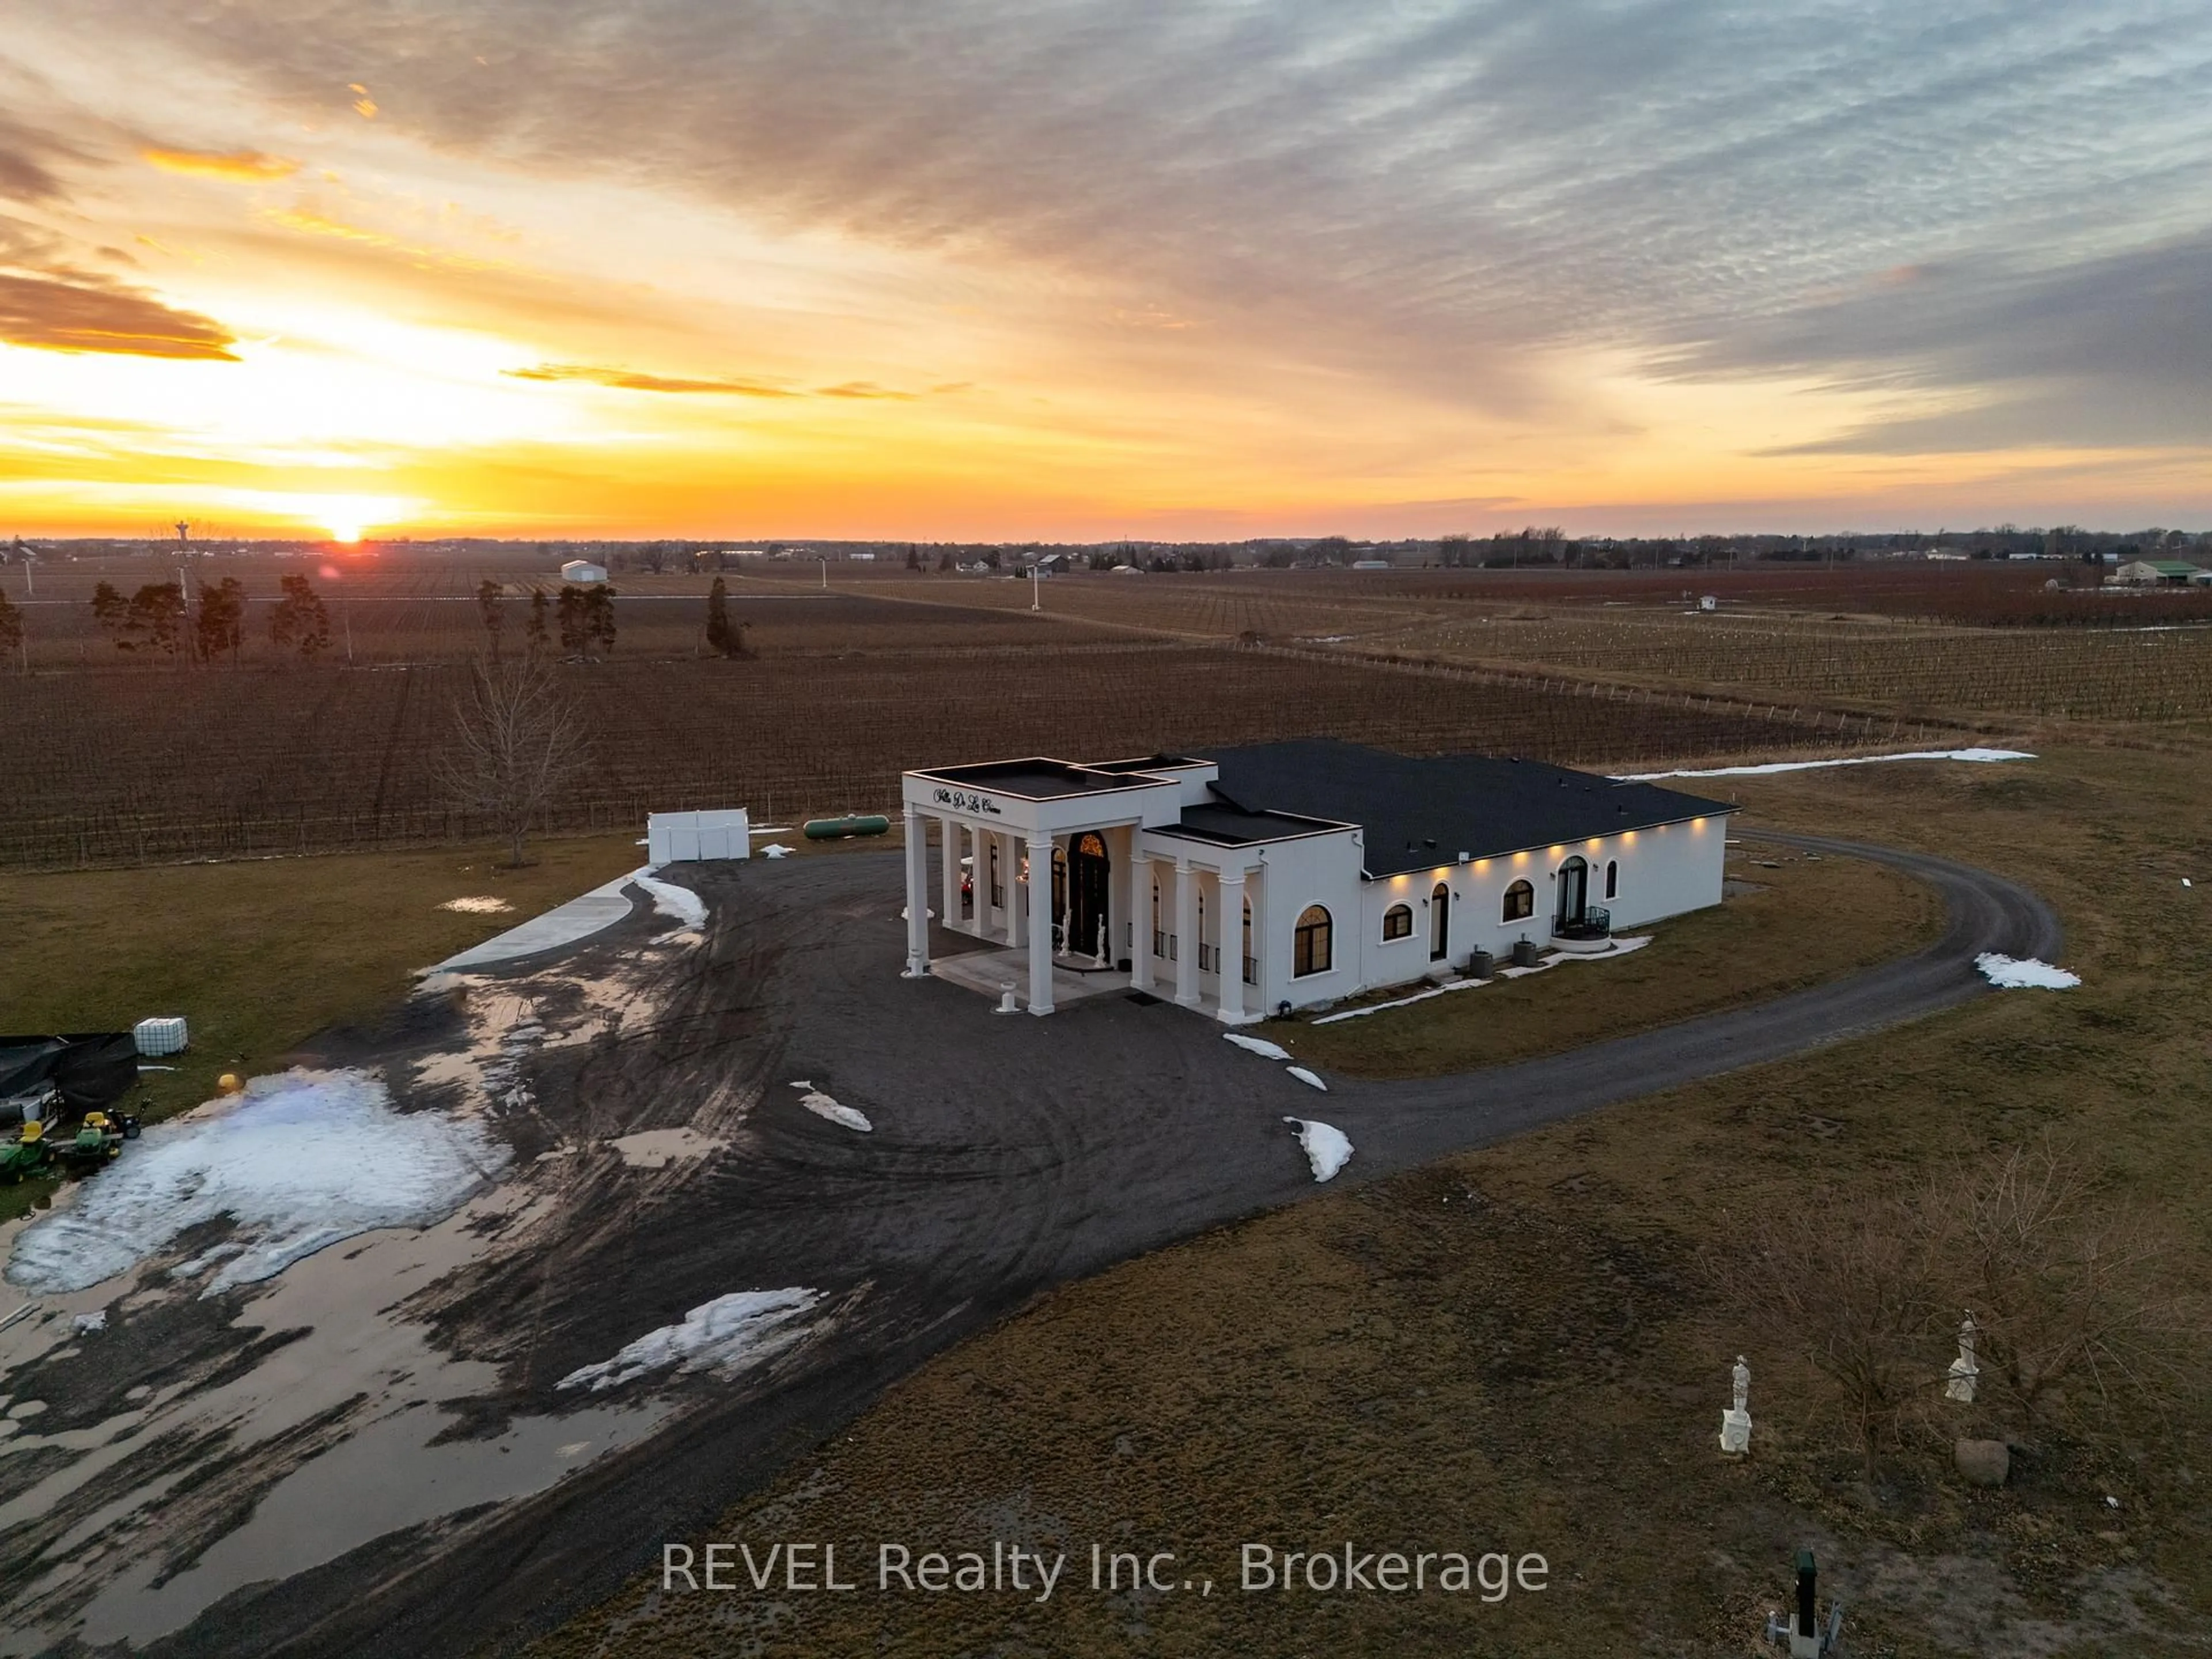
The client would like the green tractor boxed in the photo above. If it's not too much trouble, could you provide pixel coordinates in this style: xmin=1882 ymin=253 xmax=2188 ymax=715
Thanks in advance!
xmin=0 ymin=1120 xmax=54 ymax=1183
xmin=52 ymin=1111 xmax=139 ymax=1173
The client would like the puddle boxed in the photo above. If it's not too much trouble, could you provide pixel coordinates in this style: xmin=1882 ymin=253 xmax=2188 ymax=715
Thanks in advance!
xmin=73 ymin=1399 xmax=664 ymax=1649
xmin=608 ymin=1128 xmax=726 ymax=1168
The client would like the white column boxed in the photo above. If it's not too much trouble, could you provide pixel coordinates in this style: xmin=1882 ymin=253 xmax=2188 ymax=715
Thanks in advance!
xmin=1247 ymin=872 xmax=1267 ymax=1016
xmin=1026 ymin=833 xmax=1055 ymax=1014
xmin=1129 ymin=847 xmax=1154 ymax=991
xmin=1216 ymin=871 xmax=1246 ymax=1022
xmin=1173 ymin=857 xmax=1200 ymax=1007
xmin=1001 ymin=831 xmax=1021 ymax=948
xmin=902 ymin=807 xmax=929 ymax=976
xmin=938 ymin=815 xmax=960 ymax=937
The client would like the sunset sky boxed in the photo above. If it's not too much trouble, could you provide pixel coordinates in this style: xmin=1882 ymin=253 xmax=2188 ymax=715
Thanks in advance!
xmin=2 ymin=1 xmax=2208 ymax=541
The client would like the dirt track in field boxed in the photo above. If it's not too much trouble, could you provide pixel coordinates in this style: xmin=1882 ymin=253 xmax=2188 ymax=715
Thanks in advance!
xmin=1 ymin=832 xmax=2053 ymax=1658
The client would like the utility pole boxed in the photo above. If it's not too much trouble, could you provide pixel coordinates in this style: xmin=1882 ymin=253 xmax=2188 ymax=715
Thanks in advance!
xmin=1031 ymin=563 xmax=1041 ymax=611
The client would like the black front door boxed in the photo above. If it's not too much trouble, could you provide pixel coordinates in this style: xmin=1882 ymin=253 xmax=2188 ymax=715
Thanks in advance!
xmin=1556 ymin=857 xmax=1588 ymax=928
xmin=1430 ymin=881 xmax=1450 ymax=960
xmin=1067 ymin=833 xmax=1111 ymax=959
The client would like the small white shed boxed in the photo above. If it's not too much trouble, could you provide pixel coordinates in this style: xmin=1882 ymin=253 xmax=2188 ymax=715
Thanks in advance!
xmin=560 ymin=560 xmax=608 ymax=584
xmin=648 ymin=809 xmax=751 ymax=863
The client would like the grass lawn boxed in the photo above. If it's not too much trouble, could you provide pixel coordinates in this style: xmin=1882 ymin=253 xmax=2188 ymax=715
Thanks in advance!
xmin=532 ymin=740 xmax=2212 ymax=1658
xmin=1279 ymin=845 xmax=1942 ymax=1077
xmin=0 ymin=833 xmax=642 ymax=1218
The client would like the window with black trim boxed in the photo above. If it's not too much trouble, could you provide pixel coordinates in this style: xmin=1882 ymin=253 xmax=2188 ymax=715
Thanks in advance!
xmin=1293 ymin=905 xmax=1333 ymax=976
xmin=1502 ymin=879 xmax=1535 ymax=922
xmin=1381 ymin=903 xmax=1413 ymax=941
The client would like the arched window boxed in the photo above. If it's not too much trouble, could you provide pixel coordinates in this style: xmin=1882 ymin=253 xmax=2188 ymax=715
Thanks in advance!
xmin=1502 ymin=880 xmax=1535 ymax=922
xmin=1430 ymin=880 xmax=1451 ymax=961
xmin=1293 ymin=904 xmax=1332 ymax=977
xmin=1381 ymin=903 xmax=1414 ymax=941
xmin=1604 ymin=859 xmax=1619 ymax=901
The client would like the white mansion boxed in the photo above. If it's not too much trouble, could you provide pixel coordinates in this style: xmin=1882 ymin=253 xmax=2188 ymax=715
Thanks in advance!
xmin=900 ymin=741 xmax=1733 ymax=1021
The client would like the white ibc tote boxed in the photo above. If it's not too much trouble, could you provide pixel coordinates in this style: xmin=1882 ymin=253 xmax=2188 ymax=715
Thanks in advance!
xmin=647 ymin=809 xmax=751 ymax=864
xmin=133 ymin=1017 xmax=189 ymax=1056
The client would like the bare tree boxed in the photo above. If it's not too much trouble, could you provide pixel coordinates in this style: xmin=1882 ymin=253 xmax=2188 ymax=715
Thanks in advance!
xmin=1721 ymin=1139 xmax=2206 ymax=1482
xmin=437 ymin=660 xmax=592 ymax=867
xmin=1727 ymin=1191 xmax=1948 ymax=1479
xmin=1938 ymin=1140 xmax=2202 ymax=1429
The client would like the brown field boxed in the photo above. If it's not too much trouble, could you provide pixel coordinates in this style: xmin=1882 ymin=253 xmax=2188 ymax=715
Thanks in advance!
xmin=16 ymin=554 xmax=2203 ymax=872
xmin=1338 ymin=609 xmax=2212 ymax=722
xmin=0 ymin=646 xmax=1892 ymax=869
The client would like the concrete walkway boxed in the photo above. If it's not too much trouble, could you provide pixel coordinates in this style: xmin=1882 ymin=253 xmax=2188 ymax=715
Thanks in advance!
xmin=430 ymin=868 xmax=643 ymax=972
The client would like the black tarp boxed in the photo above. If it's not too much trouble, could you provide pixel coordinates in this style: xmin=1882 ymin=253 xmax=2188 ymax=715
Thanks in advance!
xmin=0 ymin=1033 xmax=140 ymax=1116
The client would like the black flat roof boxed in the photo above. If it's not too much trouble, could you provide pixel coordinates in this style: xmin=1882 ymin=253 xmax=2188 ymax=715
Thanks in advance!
xmin=918 ymin=758 xmax=1154 ymax=800
xmin=1086 ymin=753 xmax=1204 ymax=775
xmin=1199 ymin=740 xmax=1734 ymax=877
xmin=1154 ymin=802 xmax=1349 ymax=849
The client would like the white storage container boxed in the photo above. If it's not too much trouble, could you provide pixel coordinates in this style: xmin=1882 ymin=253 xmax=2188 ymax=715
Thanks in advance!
xmin=647 ymin=809 xmax=750 ymax=864
xmin=134 ymin=1016 xmax=189 ymax=1056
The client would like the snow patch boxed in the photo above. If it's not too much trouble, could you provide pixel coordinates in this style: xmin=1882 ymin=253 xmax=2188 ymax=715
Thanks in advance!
xmin=1224 ymin=1033 xmax=1292 ymax=1061
xmin=1976 ymin=953 xmax=2081 ymax=990
xmin=557 ymin=1288 xmax=820 ymax=1391
xmin=798 ymin=1090 xmax=872 ymax=1132
xmin=6 ymin=1069 xmax=507 ymax=1297
xmin=634 ymin=869 xmax=707 ymax=930
xmin=1284 ymin=1118 xmax=1353 ymax=1182
xmin=1287 ymin=1066 xmax=1328 ymax=1091
xmin=1616 ymin=747 xmax=2035 ymax=782
xmin=438 ymin=896 xmax=512 ymax=915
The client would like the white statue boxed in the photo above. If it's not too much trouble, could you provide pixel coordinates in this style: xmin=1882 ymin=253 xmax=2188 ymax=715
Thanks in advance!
xmin=1946 ymin=1313 xmax=1980 ymax=1403
xmin=1719 ymin=1354 xmax=1752 ymax=1455
xmin=1094 ymin=917 xmax=1110 ymax=968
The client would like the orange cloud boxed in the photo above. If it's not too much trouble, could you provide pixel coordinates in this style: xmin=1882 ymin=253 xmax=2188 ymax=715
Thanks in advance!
xmin=142 ymin=146 xmax=301 ymax=182
xmin=505 ymin=362 xmax=800 ymax=396
xmin=0 ymin=272 xmax=237 ymax=360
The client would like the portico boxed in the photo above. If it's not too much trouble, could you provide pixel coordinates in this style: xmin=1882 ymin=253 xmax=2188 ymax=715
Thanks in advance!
xmin=900 ymin=756 xmax=1305 ymax=1021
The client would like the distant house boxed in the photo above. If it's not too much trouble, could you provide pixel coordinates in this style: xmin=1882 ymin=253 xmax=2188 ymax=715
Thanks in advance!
xmin=2113 ymin=559 xmax=2202 ymax=586
xmin=1350 ymin=559 xmax=1394 ymax=570
xmin=560 ymin=560 xmax=608 ymax=584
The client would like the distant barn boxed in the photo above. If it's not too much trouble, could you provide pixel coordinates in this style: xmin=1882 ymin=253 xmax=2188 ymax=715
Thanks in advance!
xmin=559 ymin=560 xmax=608 ymax=584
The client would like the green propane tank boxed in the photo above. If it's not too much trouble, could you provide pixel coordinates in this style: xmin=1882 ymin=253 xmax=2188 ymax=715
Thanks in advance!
xmin=802 ymin=813 xmax=892 ymax=841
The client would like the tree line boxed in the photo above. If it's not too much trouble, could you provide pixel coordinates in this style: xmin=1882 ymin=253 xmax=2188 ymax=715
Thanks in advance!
xmin=81 ymin=573 xmax=331 ymax=663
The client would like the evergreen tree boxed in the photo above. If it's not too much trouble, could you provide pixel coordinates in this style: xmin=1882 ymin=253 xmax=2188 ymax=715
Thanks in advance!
xmin=91 ymin=581 xmax=128 ymax=647
xmin=586 ymin=585 xmax=617 ymax=656
xmin=475 ymin=578 xmax=505 ymax=659
xmin=704 ymin=576 xmax=733 ymax=656
xmin=268 ymin=573 xmax=332 ymax=660
xmin=555 ymin=585 xmax=588 ymax=656
xmin=194 ymin=577 xmax=245 ymax=664
xmin=124 ymin=582 xmax=188 ymax=655
xmin=525 ymin=588 xmax=550 ymax=656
